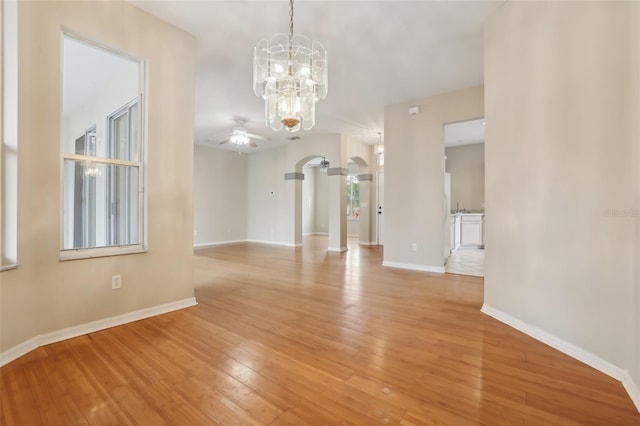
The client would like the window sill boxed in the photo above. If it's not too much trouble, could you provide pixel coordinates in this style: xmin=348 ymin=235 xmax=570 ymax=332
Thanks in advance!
xmin=0 ymin=263 xmax=19 ymax=272
xmin=60 ymin=245 xmax=147 ymax=261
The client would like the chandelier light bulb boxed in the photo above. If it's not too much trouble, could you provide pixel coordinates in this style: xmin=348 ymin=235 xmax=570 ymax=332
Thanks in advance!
xmin=83 ymin=161 xmax=101 ymax=177
xmin=253 ymin=0 xmax=327 ymax=132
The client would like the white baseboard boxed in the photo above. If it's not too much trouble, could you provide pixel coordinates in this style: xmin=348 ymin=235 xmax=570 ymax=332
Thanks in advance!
xmin=481 ymin=304 xmax=640 ymax=413
xmin=328 ymin=246 xmax=348 ymax=252
xmin=284 ymin=243 xmax=303 ymax=248
xmin=0 ymin=297 xmax=197 ymax=367
xmin=382 ymin=261 xmax=445 ymax=274
xmin=359 ymin=241 xmax=377 ymax=246
xmin=1 ymin=337 xmax=39 ymax=368
xmin=245 ymin=239 xmax=303 ymax=248
xmin=303 ymin=232 xmax=328 ymax=236
xmin=347 ymin=234 xmax=359 ymax=238
xmin=194 ymin=240 xmax=245 ymax=248
xmin=622 ymin=372 xmax=640 ymax=413
xmin=246 ymin=239 xmax=287 ymax=246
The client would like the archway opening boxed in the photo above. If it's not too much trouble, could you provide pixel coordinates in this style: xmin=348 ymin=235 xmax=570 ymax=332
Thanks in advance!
xmin=347 ymin=156 xmax=371 ymax=246
xmin=301 ymin=156 xmax=331 ymax=241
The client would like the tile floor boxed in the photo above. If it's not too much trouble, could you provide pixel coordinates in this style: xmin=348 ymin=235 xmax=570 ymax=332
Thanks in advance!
xmin=445 ymin=248 xmax=485 ymax=277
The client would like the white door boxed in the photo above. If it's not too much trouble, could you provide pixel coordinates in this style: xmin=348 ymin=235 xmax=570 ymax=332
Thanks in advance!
xmin=377 ymin=171 xmax=384 ymax=245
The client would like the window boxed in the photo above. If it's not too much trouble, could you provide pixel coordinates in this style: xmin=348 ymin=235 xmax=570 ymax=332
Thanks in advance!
xmin=106 ymin=99 xmax=140 ymax=247
xmin=346 ymin=174 xmax=360 ymax=220
xmin=1 ymin=0 xmax=18 ymax=271
xmin=61 ymin=34 xmax=145 ymax=259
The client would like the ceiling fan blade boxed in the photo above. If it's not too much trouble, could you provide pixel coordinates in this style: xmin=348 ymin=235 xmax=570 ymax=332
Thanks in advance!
xmin=218 ymin=139 xmax=230 ymax=145
xmin=249 ymin=141 xmax=259 ymax=148
xmin=245 ymin=133 xmax=270 ymax=141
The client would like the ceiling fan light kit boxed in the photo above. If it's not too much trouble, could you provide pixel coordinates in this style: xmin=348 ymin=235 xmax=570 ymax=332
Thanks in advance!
xmin=217 ymin=120 xmax=269 ymax=149
xmin=253 ymin=0 xmax=328 ymax=133
xmin=229 ymin=129 xmax=251 ymax=145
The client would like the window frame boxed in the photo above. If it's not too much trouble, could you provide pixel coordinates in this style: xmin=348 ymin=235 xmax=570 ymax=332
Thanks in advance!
xmin=106 ymin=98 xmax=141 ymax=248
xmin=1 ymin=0 xmax=19 ymax=272
xmin=59 ymin=31 xmax=148 ymax=261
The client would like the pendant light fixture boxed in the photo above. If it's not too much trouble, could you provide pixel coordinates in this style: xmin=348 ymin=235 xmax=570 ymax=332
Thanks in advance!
xmin=319 ymin=157 xmax=330 ymax=172
xmin=253 ymin=0 xmax=328 ymax=132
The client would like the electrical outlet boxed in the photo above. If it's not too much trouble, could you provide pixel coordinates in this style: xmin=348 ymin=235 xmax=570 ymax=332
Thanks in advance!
xmin=411 ymin=243 xmax=418 ymax=251
xmin=111 ymin=275 xmax=122 ymax=290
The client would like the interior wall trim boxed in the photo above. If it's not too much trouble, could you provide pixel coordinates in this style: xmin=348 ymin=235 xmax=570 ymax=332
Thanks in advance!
xmin=327 ymin=167 xmax=348 ymax=176
xmin=194 ymin=240 xmax=246 ymax=248
xmin=246 ymin=239 xmax=289 ymax=247
xmin=284 ymin=172 xmax=304 ymax=180
xmin=0 ymin=297 xmax=198 ymax=367
xmin=382 ymin=261 xmax=445 ymax=274
xmin=481 ymin=304 xmax=640 ymax=413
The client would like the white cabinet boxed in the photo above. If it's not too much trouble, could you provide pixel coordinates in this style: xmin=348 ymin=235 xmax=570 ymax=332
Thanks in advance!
xmin=452 ymin=215 xmax=461 ymax=250
xmin=460 ymin=215 xmax=483 ymax=247
xmin=450 ymin=213 xmax=484 ymax=252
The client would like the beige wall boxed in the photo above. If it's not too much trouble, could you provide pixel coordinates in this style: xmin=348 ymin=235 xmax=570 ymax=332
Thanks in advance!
xmin=484 ymin=0 xmax=639 ymax=402
xmin=247 ymin=147 xmax=288 ymax=244
xmin=247 ymin=134 xmax=358 ymax=247
xmin=0 ymin=1 xmax=195 ymax=354
xmin=384 ymin=86 xmax=484 ymax=271
xmin=193 ymin=145 xmax=247 ymax=245
xmin=445 ymin=143 xmax=485 ymax=212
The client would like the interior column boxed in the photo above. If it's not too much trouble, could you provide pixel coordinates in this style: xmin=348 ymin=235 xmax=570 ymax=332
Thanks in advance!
xmin=327 ymin=167 xmax=347 ymax=252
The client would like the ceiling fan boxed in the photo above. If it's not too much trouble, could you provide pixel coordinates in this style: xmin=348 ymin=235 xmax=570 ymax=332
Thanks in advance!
xmin=216 ymin=120 xmax=270 ymax=148
xmin=307 ymin=157 xmax=330 ymax=173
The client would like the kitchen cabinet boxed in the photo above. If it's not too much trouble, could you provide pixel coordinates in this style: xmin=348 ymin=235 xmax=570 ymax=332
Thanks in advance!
xmin=450 ymin=213 xmax=484 ymax=252
xmin=452 ymin=215 xmax=461 ymax=250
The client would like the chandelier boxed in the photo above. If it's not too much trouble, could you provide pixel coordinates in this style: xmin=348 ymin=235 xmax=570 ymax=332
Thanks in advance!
xmin=83 ymin=161 xmax=101 ymax=177
xmin=253 ymin=0 xmax=328 ymax=132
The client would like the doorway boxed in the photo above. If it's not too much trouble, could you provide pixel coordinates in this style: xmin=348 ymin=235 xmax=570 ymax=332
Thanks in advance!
xmin=376 ymin=170 xmax=384 ymax=245
xmin=443 ymin=118 xmax=485 ymax=277
xmin=301 ymin=157 xmax=330 ymax=239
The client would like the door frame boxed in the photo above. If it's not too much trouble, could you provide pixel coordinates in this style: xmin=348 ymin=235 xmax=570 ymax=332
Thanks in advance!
xmin=376 ymin=170 xmax=384 ymax=245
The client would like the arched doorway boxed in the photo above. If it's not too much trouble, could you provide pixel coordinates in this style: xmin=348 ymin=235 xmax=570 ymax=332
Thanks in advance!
xmin=347 ymin=156 xmax=372 ymax=245
xmin=301 ymin=156 xmax=331 ymax=240
xmin=291 ymin=154 xmax=340 ymax=250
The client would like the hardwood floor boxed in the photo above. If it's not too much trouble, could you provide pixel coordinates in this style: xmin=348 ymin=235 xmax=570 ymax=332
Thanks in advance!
xmin=2 ymin=236 xmax=639 ymax=425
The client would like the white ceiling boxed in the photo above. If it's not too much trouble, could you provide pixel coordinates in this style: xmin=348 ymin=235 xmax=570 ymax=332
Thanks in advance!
xmin=444 ymin=118 xmax=485 ymax=147
xmin=130 ymin=0 xmax=501 ymax=151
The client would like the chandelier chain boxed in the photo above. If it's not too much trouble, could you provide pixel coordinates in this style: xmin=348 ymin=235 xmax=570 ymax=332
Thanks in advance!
xmin=289 ymin=0 xmax=294 ymax=40
xmin=289 ymin=0 xmax=294 ymax=62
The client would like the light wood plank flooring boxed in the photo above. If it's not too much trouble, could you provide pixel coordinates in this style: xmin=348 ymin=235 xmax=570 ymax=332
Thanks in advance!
xmin=2 ymin=236 xmax=639 ymax=425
